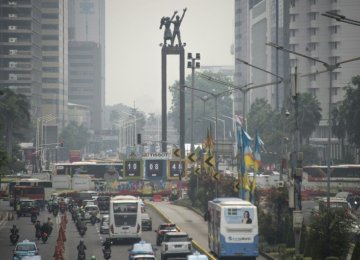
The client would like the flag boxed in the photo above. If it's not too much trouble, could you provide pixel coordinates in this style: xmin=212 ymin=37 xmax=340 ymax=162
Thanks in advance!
xmin=242 ymin=128 xmax=254 ymax=170
xmin=253 ymin=133 xmax=264 ymax=172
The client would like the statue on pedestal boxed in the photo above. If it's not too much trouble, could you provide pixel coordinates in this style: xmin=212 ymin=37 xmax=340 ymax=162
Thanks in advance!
xmin=160 ymin=8 xmax=187 ymax=47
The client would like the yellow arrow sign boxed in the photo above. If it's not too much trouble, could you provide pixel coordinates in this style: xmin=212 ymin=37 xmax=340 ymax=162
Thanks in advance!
xmin=195 ymin=167 xmax=201 ymax=175
xmin=212 ymin=172 xmax=220 ymax=181
xmin=205 ymin=155 xmax=215 ymax=167
xmin=173 ymin=148 xmax=181 ymax=158
xmin=187 ymin=152 xmax=196 ymax=163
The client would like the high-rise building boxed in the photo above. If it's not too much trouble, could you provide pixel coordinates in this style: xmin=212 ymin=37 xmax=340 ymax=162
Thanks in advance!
xmin=41 ymin=0 xmax=68 ymax=129
xmin=68 ymin=41 xmax=101 ymax=131
xmin=0 ymin=0 xmax=42 ymax=119
xmin=68 ymin=0 xmax=105 ymax=131
xmin=288 ymin=0 xmax=360 ymax=143
xmin=234 ymin=0 xmax=290 ymax=117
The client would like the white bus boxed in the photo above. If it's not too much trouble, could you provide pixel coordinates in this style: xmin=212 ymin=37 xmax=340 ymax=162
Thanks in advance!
xmin=109 ymin=195 xmax=142 ymax=241
xmin=207 ymin=198 xmax=259 ymax=259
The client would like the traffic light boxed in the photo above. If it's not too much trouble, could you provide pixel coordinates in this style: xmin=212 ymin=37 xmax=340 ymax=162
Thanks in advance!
xmin=137 ymin=133 xmax=141 ymax=145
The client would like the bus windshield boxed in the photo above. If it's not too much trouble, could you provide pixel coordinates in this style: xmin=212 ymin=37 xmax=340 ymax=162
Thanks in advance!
xmin=113 ymin=202 xmax=138 ymax=213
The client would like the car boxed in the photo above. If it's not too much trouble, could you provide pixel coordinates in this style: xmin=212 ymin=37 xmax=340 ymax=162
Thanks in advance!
xmin=13 ymin=239 xmax=39 ymax=260
xmin=129 ymin=240 xmax=156 ymax=260
xmin=160 ymin=232 xmax=192 ymax=260
xmin=84 ymin=205 xmax=100 ymax=221
xmin=19 ymin=199 xmax=39 ymax=216
xmin=132 ymin=255 xmax=156 ymax=260
xmin=187 ymin=251 xmax=209 ymax=260
xmin=100 ymin=214 xmax=110 ymax=234
xmin=155 ymin=223 xmax=177 ymax=246
xmin=141 ymin=213 xmax=152 ymax=231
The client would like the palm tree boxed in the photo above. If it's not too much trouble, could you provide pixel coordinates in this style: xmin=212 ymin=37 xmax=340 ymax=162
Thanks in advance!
xmin=0 ymin=89 xmax=30 ymax=158
xmin=294 ymin=92 xmax=322 ymax=144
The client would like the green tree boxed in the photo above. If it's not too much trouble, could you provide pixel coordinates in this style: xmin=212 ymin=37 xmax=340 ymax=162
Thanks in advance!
xmin=289 ymin=92 xmax=322 ymax=144
xmin=0 ymin=89 xmax=31 ymax=158
xmin=306 ymin=207 xmax=354 ymax=259
xmin=59 ymin=121 xmax=91 ymax=154
xmin=341 ymin=76 xmax=360 ymax=148
xmin=169 ymin=71 xmax=234 ymax=144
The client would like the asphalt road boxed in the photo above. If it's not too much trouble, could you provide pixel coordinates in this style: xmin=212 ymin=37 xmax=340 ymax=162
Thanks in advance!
xmin=0 ymin=200 xmax=166 ymax=260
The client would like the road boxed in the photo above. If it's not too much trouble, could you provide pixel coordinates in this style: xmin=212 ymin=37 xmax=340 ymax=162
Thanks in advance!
xmin=0 ymin=199 xmax=268 ymax=259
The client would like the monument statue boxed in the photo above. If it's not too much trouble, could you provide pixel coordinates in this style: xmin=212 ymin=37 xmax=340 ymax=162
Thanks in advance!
xmin=171 ymin=8 xmax=187 ymax=46
xmin=159 ymin=8 xmax=187 ymax=47
xmin=160 ymin=11 xmax=177 ymax=46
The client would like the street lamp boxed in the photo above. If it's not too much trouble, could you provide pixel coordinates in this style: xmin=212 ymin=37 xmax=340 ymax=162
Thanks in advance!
xmin=207 ymin=116 xmax=225 ymax=140
xmin=120 ymin=111 xmax=137 ymax=146
xmin=184 ymin=83 xmax=252 ymax=170
xmin=187 ymin=52 xmax=201 ymax=153
xmin=266 ymin=41 xmax=360 ymax=206
xmin=266 ymin=41 xmax=360 ymax=257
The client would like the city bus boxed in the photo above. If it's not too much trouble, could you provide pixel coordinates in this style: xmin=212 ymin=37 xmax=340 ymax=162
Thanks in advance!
xmin=303 ymin=164 xmax=360 ymax=192
xmin=207 ymin=198 xmax=259 ymax=259
xmin=109 ymin=195 xmax=142 ymax=242
xmin=9 ymin=179 xmax=53 ymax=206
xmin=12 ymin=186 xmax=45 ymax=208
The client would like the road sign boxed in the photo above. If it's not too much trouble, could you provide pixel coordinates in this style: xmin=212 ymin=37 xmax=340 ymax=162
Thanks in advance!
xmin=145 ymin=159 xmax=166 ymax=179
xmin=124 ymin=160 xmax=142 ymax=179
xmin=168 ymin=160 xmax=185 ymax=179
xmin=173 ymin=148 xmax=181 ymax=158
xmin=205 ymin=155 xmax=215 ymax=167
xmin=187 ymin=152 xmax=196 ymax=163
xmin=194 ymin=167 xmax=201 ymax=175
xmin=212 ymin=171 xmax=220 ymax=181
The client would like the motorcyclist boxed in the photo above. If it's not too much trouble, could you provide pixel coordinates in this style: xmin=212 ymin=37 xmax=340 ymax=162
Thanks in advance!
xmin=10 ymin=225 xmax=19 ymax=240
xmin=35 ymin=220 xmax=41 ymax=231
xmin=102 ymin=238 xmax=112 ymax=253
xmin=77 ymin=239 xmax=87 ymax=257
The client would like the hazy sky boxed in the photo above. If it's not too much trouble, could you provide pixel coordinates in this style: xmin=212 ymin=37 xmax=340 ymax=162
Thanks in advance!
xmin=105 ymin=0 xmax=234 ymax=113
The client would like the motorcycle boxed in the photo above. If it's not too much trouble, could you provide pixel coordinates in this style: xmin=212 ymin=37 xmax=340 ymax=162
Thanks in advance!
xmin=35 ymin=229 xmax=41 ymax=240
xmin=10 ymin=233 xmax=19 ymax=245
xmin=103 ymin=247 xmax=111 ymax=260
xmin=77 ymin=251 xmax=86 ymax=260
xmin=31 ymin=214 xmax=37 ymax=224
xmin=41 ymin=232 xmax=48 ymax=243
xmin=79 ymin=228 xmax=86 ymax=237
xmin=90 ymin=215 xmax=96 ymax=225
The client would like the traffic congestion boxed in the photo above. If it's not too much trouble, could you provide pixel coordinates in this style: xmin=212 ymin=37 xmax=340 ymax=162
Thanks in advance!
xmin=1 ymin=190 xmax=214 ymax=260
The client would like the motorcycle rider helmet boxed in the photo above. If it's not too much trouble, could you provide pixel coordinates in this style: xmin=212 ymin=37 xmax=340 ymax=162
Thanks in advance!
xmin=91 ymin=256 xmax=96 ymax=260
xmin=80 ymin=239 xmax=84 ymax=244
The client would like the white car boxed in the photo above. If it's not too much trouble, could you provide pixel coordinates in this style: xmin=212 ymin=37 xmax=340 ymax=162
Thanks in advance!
xmin=161 ymin=232 xmax=192 ymax=260
xmin=84 ymin=205 xmax=100 ymax=221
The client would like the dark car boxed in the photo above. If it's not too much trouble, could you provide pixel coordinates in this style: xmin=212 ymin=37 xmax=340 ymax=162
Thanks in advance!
xmin=155 ymin=223 xmax=177 ymax=246
xmin=141 ymin=213 xmax=152 ymax=231
xmin=19 ymin=200 xmax=39 ymax=217
xmin=97 ymin=196 xmax=110 ymax=211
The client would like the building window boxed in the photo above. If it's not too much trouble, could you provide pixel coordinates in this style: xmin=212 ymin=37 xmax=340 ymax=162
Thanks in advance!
xmin=309 ymin=12 xmax=318 ymax=21
xmin=290 ymin=58 xmax=298 ymax=67
xmin=42 ymin=35 xmax=58 ymax=41
xmin=310 ymin=74 xmax=317 ymax=81
xmin=309 ymin=0 xmax=316 ymax=5
xmin=331 ymin=72 xmax=339 ymax=80
xmin=329 ymin=25 xmax=339 ymax=34
xmin=42 ymin=13 xmax=58 ymax=19
xmin=290 ymin=29 xmax=297 ymax=37
xmin=308 ymin=42 xmax=318 ymax=51
xmin=290 ymin=14 xmax=297 ymax=22
xmin=289 ymin=44 xmax=297 ymax=52
xmin=329 ymin=42 xmax=339 ymax=49
xmin=331 ymin=87 xmax=338 ymax=96
xmin=329 ymin=56 xmax=340 ymax=64
xmin=309 ymin=28 xmax=317 ymax=36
